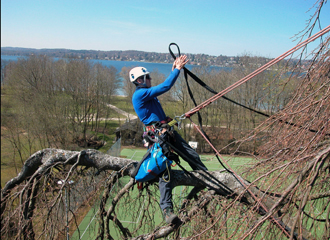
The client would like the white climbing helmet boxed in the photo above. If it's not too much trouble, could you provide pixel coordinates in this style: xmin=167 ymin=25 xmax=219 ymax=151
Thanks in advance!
xmin=129 ymin=67 xmax=150 ymax=83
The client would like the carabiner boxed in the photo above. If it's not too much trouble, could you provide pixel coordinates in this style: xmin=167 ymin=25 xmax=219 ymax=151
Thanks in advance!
xmin=174 ymin=114 xmax=186 ymax=130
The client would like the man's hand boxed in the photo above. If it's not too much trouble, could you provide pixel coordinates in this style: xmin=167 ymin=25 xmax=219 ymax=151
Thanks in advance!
xmin=172 ymin=55 xmax=189 ymax=71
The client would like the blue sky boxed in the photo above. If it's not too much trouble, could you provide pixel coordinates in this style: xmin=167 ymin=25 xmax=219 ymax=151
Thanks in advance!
xmin=1 ymin=0 xmax=329 ymax=57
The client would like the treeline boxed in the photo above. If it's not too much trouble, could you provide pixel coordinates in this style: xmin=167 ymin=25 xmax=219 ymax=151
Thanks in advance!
xmin=2 ymin=46 xmax=264 ymax=67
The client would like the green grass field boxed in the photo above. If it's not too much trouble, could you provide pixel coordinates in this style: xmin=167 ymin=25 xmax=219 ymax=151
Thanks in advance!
xmin=70 ymin=148 xmax=253 ymax=239
xmin=120 ymin=147 xmax=253 ymax=171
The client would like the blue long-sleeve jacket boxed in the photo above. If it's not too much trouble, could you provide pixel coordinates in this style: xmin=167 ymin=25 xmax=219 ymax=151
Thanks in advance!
xmin=132 ymin=68 xmax=180 ymax=125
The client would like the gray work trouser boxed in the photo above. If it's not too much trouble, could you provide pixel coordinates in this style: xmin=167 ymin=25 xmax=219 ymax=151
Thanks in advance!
xmin=159 ymin=130 xmax=208 ymax=210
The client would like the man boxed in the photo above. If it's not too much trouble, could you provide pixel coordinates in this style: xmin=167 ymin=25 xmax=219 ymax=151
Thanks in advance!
xmin=129 ymin=55 xmax=208 ymax=224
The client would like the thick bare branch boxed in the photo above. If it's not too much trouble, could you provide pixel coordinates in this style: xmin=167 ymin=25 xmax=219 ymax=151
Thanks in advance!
xmin=4 ymin=147 xmax=326 ymax=239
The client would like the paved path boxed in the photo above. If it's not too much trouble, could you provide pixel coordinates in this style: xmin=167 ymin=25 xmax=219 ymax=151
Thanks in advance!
xmin=105 ymin=103 xmax=138 ymax=120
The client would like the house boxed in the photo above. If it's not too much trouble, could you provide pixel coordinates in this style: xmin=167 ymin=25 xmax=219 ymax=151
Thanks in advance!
xmin=115 ymin=119 xmax=144 ymax=147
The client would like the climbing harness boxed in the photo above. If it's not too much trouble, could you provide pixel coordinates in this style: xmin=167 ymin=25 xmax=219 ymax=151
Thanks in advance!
xmin=142 ymin=116 xmax=175 ymax=147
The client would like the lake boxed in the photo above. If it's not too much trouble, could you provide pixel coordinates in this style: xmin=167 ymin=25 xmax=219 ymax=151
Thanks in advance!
xmin=1 ymin=55 xmax=231 ymax=95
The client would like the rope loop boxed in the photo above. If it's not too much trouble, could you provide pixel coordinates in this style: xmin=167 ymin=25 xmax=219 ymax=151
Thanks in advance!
xmin=162 ymin=160 xmax=171 ymax=182
xmin=169 ymin=43 xmax=181 ymax=60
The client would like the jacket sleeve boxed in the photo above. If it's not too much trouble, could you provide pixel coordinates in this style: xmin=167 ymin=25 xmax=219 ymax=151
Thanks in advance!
xmin=140 ymin=68 xmax=180 ymax=100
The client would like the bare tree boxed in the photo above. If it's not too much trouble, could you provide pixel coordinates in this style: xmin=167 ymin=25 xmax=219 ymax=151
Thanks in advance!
xmin=120 ymin=66 xmax=135 ymax=101
xmin=1 ymin=34 xmax=330 ymax=239
xmin=1 ymin=1 xmax=329 ymax=239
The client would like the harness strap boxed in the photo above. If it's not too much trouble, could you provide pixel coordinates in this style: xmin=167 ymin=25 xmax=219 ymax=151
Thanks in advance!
xmin=143 ymin=117 xmax=175 ymax=148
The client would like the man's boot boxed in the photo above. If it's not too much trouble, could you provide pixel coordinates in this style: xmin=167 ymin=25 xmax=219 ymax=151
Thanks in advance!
xmin=163 ymin=207 xmax=179 ymax=224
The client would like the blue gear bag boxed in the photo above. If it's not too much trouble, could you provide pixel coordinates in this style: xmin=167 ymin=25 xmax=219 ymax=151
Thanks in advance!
xmin=133 ymin=142 xmax=172 ymax=182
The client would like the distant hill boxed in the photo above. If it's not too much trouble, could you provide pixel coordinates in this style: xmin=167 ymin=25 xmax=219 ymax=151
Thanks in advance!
xmin=1 ymin=46 xmax=242 ymax=67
